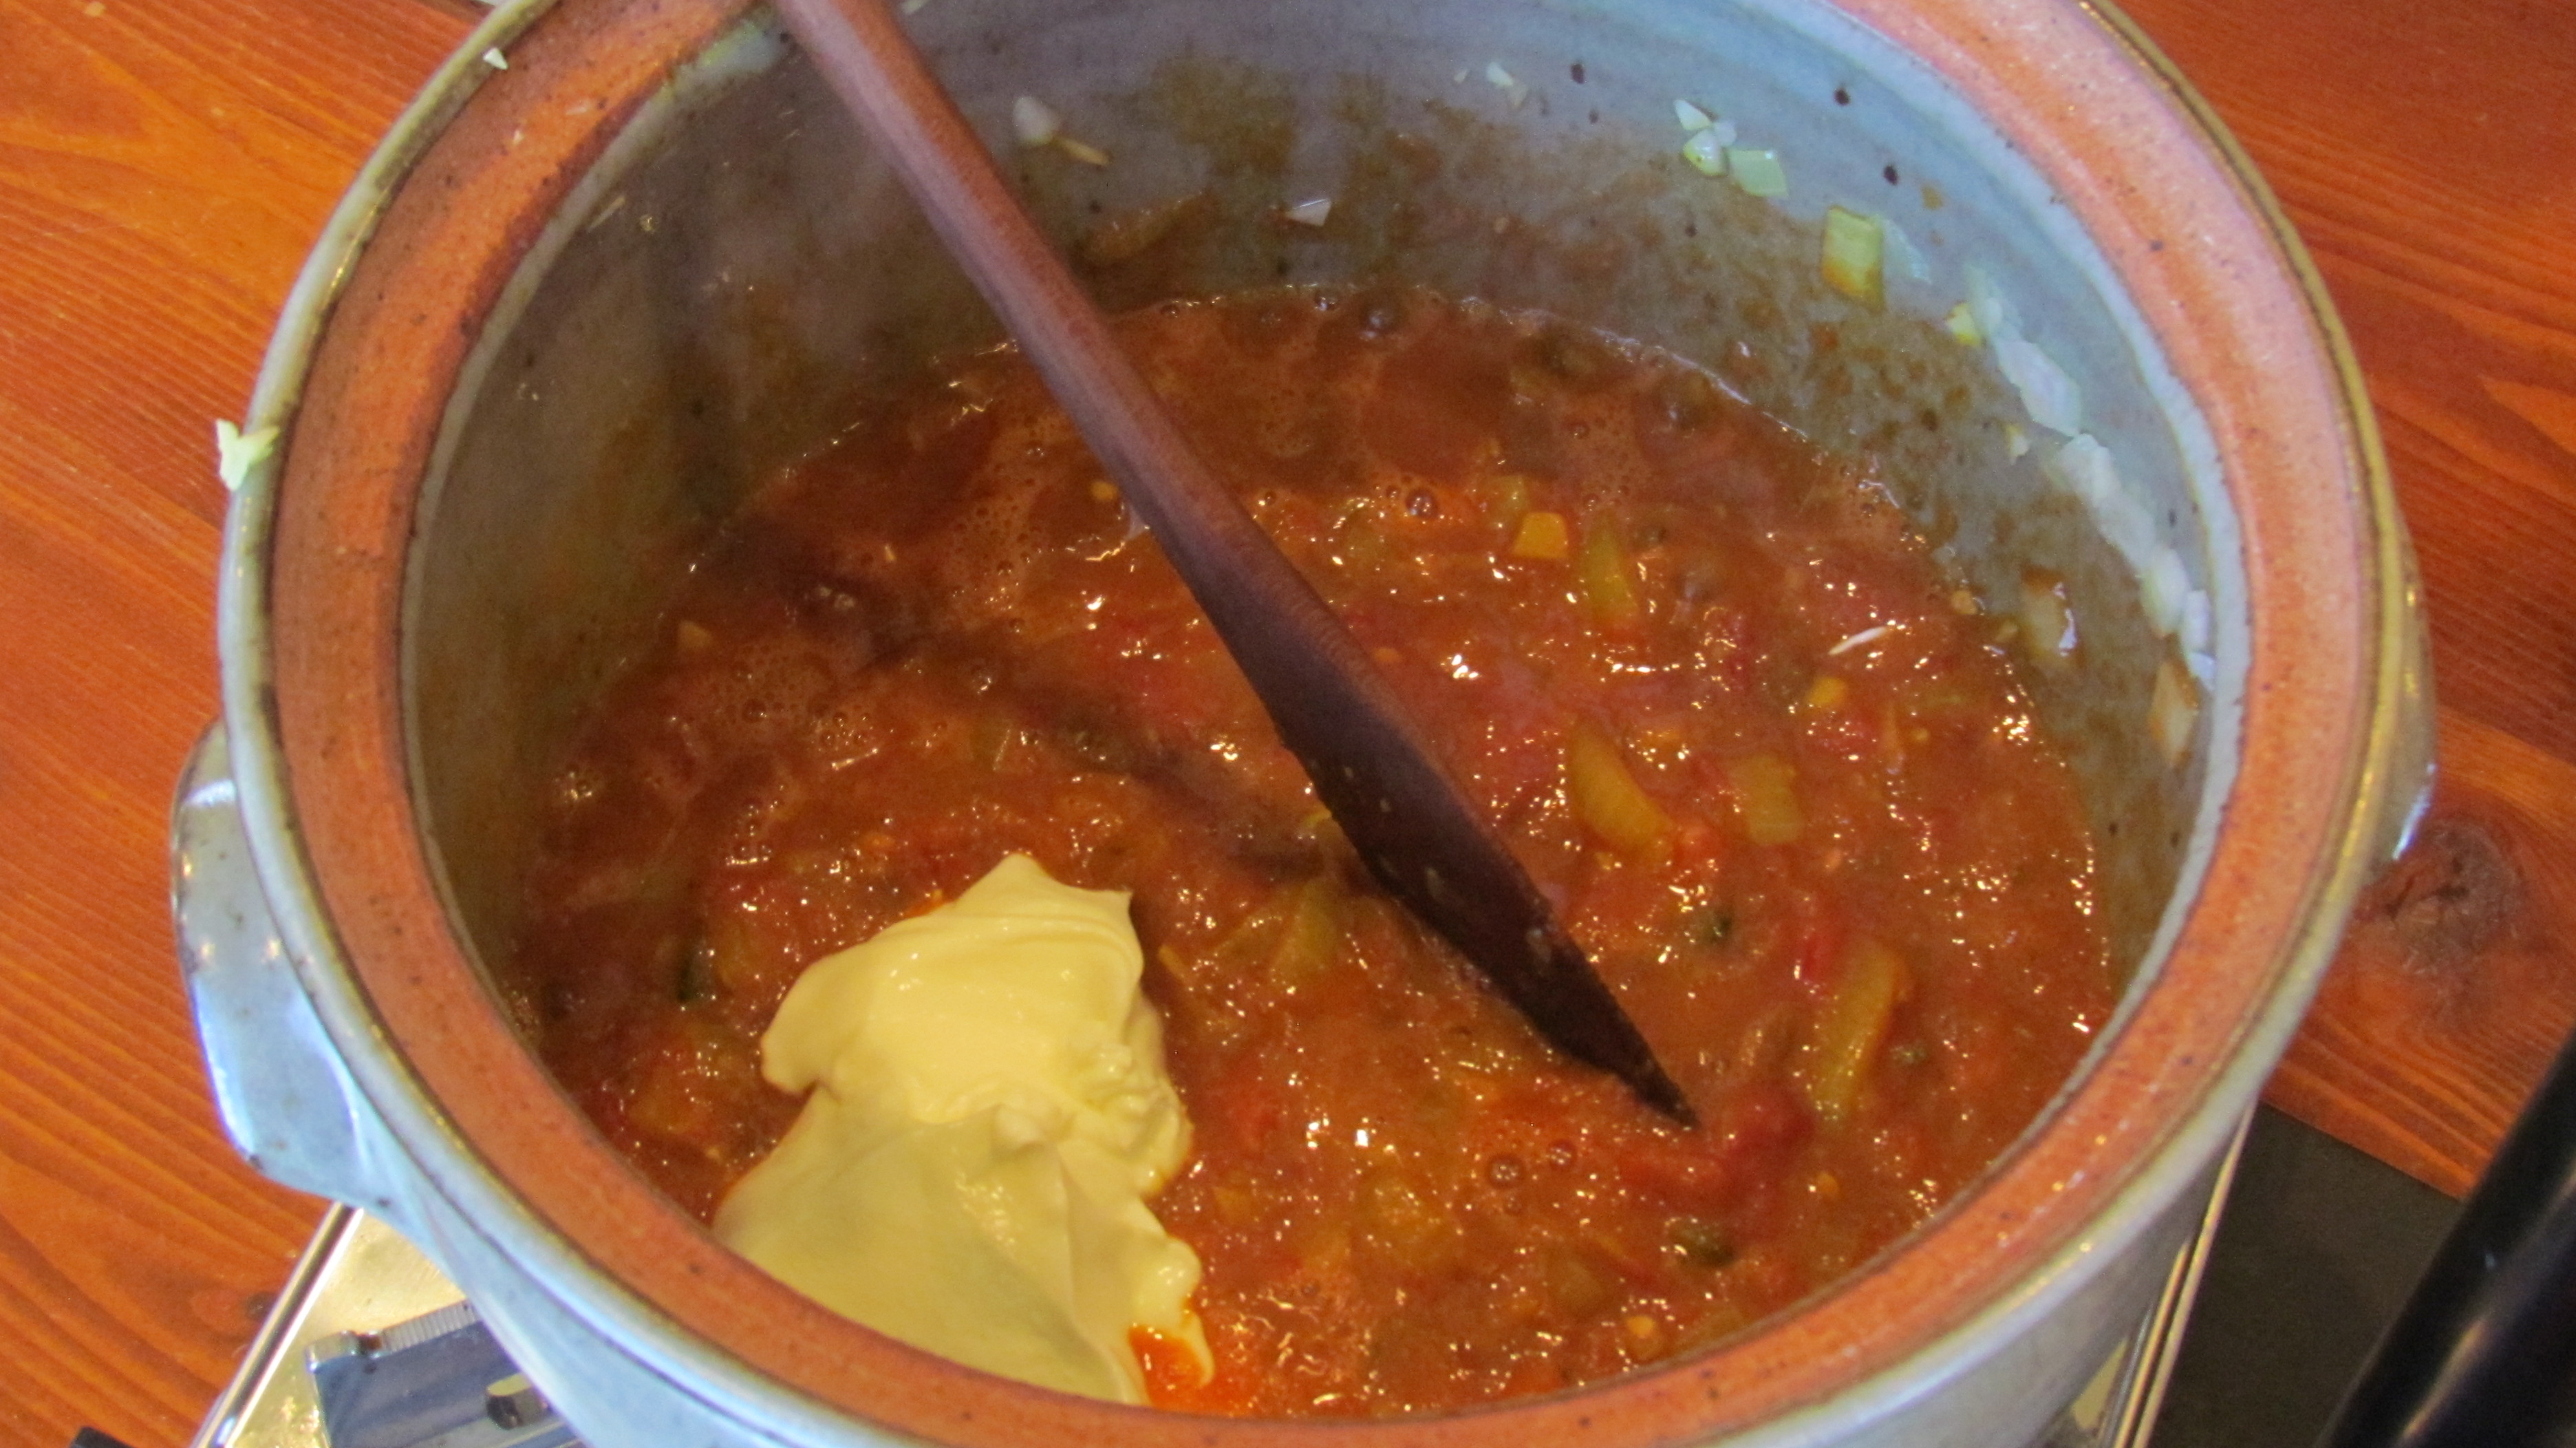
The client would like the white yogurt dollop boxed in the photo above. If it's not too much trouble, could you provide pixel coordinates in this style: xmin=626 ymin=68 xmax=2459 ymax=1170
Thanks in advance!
xmin=714 ymin=853 xmax=1208 ymax=1403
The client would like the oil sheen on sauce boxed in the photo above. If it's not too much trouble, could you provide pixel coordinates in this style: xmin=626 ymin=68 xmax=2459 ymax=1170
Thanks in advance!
xmin=502 ymin=286 xmax=2114 ymax=1418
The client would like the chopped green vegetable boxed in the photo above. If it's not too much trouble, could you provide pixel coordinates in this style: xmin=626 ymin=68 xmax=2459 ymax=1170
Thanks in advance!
xmin=674 ymin=931 xmax=718 ymax=1004
xmin=1693 ymin=906 xmax=1736 ymax=946
xmin=1728 ymin=149 xmax=1788 ymax=198
xmin=1568 ymin=721 xmax=1676 ymax=862
xmin=1820 ymin=206 xmax=1885 ymax=308
xmin=1724 ymin=752 xmax=1803 ymax=845
xmin=1671 ymin=1217 xmax=1737 ymax=1268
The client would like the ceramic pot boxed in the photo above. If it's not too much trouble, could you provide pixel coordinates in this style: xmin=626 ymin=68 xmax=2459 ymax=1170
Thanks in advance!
xmin=173 ymin=0 xmax=2431 ymax=1443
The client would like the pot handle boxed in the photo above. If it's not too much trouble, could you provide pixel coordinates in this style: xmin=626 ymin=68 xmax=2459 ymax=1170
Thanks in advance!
xmin=171 ymin=721 xmax=396 ymax=1211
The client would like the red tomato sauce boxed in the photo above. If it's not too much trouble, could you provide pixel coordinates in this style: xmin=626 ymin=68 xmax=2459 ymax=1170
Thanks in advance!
xmin=502 ymin=287 xmax=2113 ymax=1418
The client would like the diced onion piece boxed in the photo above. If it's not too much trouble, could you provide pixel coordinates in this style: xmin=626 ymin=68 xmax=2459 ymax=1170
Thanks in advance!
xmin=1675 ymin=98 xmax=1715 ymax=133
xmin=1944 ymin=301 xmax=1982 ymax=346
xmin=1995 ymin=333 xmax=2082 ymax=436
xmin=1881 ymin=220 xmax=1931 ymax=283
xmin=1827 ymin=623 xmax=1891 ymax=657
xmin=2180 ymin=587 xmax=2213 ymax=656
xmin=481 ymin=45 xmax=508 ymax=70
xmin=2150 ymin=654 xmax=2199 ymax=766
xmin=1727 ymin=149 xmax=1788 ymax=198
xmin=1725 ymin=753 xmax=1803 ymax=845
xmin=213 ymin=418 xmax=278 ymax=492
xmin=1282 ymin=196 xmax=1333 ymax=227
xmin=1576 ymin=522 xmax=1642 ymax=626
xmin=2004 ymin=423 xmax=2029 ymax=458
xmin=1799 ymin=940 xmax=1910 ymax=1125
xmin=1964 ymin=265 xmax=2011 ymax=339
xmin=2044 ymin=434 xmax=2159 ymax=584
xmin=1681 ymin=127 xmax=1728 ymax=177
xmin=1568 ymin=722 xmax=1677 ymax=863
xmin=1820 ymin=206 xmax=1885 ymax=308
xmin=1011 ymin=96 xmax=1061 ymax=147
xmin=1804 ymin=674 xmax=1849 ymax=710
xmin=1485 ymin=61 xmax=1529 ymax=109
xmin=2018 ymin=571 xmax=2077 ymax=667
xmin=1510 ymin=510 xmax=1571 ymax=560
xmin=1056 ymin=136 xmax=1111 ymax=167
xmin=2140 ymin=547 xmax=2189 ymax=639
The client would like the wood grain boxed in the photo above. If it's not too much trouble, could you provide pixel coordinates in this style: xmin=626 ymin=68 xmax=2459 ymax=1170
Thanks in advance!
xmin=0 ymin=0 xmax=2566 ymax=1440
xmin=2116 ymin=0 xmax=2576 ymax=1195
xmin=0 ymin=0 xmax=463 ymax=1444
xmin=2267 ymin=708 xmax=2576 ymax=1197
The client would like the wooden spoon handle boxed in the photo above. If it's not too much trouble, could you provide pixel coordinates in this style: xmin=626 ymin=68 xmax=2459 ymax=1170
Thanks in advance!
xmin=772 ymin=0 xmax=1693 ymax=1125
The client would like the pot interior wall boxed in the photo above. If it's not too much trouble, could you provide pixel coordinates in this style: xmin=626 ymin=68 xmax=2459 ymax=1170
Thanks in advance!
xmin=408 ymin=0 xmax=2220 ymax=1131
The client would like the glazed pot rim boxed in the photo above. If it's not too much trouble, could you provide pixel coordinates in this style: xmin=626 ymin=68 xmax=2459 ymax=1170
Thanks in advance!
xmin=217 ymin=0 xmax=2414 ymax=1442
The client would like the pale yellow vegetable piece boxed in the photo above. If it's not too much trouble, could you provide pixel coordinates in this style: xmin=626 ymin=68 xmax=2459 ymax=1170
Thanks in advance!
xmin=1726 ymin=752 xmax=1803 ymax=845
xmin=1576 ymin=521 xmax=1642 ymax=625
xmin=1728 ymin=149 xmax=1788 ymax=197
xmin=1269 ymin=876 xmax=1347 ymax=990
xmin=1567 ymin=721 xmax=1677 ymax=863
xmin=1803 ymin=674 xmax=1849 ymax=710
xmin=1681 ymin=127 xmax=1728 ymax=177
xmin=2150 ymin=654 xmax=2200 ymax=766
xmin=1820 ymin=206 xmax=1885 ymax=308
xmin=1510 ymin=509 xmax=1571 ymax=560
xmin=1799 ymin=939 xmax=1911 ymax=1125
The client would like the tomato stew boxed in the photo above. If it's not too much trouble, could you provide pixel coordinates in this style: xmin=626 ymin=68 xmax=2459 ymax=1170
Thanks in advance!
xmin=502 ymin=286 xmax=2112 ymax=1418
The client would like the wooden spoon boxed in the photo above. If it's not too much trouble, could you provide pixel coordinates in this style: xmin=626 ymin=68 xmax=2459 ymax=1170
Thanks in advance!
xmin=771 ymin=0 xmax=1694 ymax=1126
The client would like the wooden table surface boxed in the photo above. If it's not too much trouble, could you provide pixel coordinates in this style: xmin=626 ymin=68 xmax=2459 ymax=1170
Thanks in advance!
xmin=2 ymin=0 xmax=2570 ymax=1442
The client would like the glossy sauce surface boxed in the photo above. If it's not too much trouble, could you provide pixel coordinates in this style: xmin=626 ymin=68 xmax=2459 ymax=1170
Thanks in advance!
xmin=504 ymin=287 xmax=2112 ymax=1418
